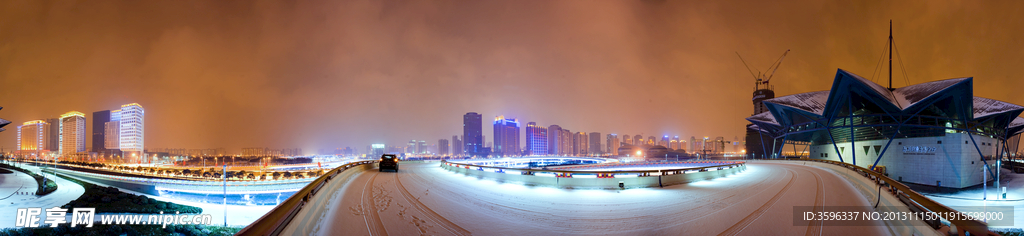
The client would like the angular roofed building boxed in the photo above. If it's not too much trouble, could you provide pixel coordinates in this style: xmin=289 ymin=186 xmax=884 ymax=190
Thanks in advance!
xmin=747 ymin=69 xmax=1024 ymax=189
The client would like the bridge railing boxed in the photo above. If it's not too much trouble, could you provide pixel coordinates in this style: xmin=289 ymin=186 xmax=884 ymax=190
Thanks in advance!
xmin=798 ymin=159 xmax=996 ymax=236
xmin=441 ymin=160 xmax=744 ymax=177
xmin=235 ymin=160 xmax=376 ymax=236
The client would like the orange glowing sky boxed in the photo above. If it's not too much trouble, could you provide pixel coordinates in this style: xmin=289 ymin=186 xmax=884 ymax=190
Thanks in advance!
xmin=2 ymin=1 xmax=1023 ymax=153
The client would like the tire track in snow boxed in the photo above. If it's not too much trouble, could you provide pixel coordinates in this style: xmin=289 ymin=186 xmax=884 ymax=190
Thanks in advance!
xmin=393 ymin=172 xmax=472 ymax=236
xmin=718 ymin=169 xmax=797 ymax=236
xmin=805 ymin=168 xmax=824 ymax=236
xmin=360 ymin=171 xmax=389 ymax=236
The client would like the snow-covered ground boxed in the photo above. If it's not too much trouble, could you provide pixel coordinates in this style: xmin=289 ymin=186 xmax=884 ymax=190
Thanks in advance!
xmin=0 ymin=165 xmax=85 ymax=229
xmin=914 ymin=167 xmax=1024 ymax=229
xmin=300 ymin=161 xmax=895 ymax=235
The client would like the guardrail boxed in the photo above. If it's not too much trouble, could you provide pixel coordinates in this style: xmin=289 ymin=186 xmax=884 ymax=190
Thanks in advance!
xmin=798 ymin=159 xmax=996 ymax=236
xmin=442 ymin=160 xmax=744 ymax=177
xmin=235 ymin=160 xmax=376 ymax=236
xmin=441 ymin=160 xmax=745 ymax=188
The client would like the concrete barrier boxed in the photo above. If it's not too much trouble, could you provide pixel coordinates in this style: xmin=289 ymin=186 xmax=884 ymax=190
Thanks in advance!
xmin=441 ymin=162 xmax=745 ymax=189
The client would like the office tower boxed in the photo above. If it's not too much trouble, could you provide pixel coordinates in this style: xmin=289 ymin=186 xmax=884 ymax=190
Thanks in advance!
xmin=418 ymin=140 xmax=426 ymax=154
xmin=572 ymin=132 xmax=587 ymax=156
xmin=571 ymin=132 xmax=581 ymax=155
xmin=690 ymin=136 xmax=697 ymax=152
xmin=547 ymin=125 xmax=562 ymax=155
xmin=91 ymin=110 xmax=110 ymax=152
xmin=463 ymin=112 xmax=483 ymax=156
xmin=672 ymin=136 xmax=681 ymax=149
xmin=634 ymin=135 xmax=643 ymax=146
xmin=525 ymin=122 xmax=547 ymax=155
xmin=670 ymin=138 xmax=679 ymax=150
xmin=622 ymin=134 xmax=631 ymax=146
xmin=17 ymin=120 xmax=49 ymax=156
xmin=565 ymin=129 xmax=573 ymax=154
xmin=647 ymin=136 xmax=656 ymax=145
xmin=588 ymin=132 xmax=601 ymax=155
xmin=452 ymin=135 xmax=463 ymax=156
xmin=606 ymin=134 xmax=618 ymax=155
xmin=104 ymin=120 xmax=119 ymax=150
xmin=492 ymin=116 xmax=520 ymax=157
xmin=59 ymin=111 xmax=87 ymax=155
xmin=439 ymin=139 xmax=449 ymax=155
xmin=370 ymin=144 xmax=385 ymax=157
xmin=715 ymin=137 xmax=725 ymax=154
xmin=115 ymin=103 xmax=145 ymax=156
xmin=44 ymin=118 xmax=59 ymax=151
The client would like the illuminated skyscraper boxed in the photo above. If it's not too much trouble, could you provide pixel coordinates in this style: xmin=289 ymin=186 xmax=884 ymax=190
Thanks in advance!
xmin=463 ymin=112 xmax=484 ymax=156
xmin=660 ymin=136 xmax=670 ymax=147
xmin=110 ymin=103 xmax=145 ymax=158
xmin=17 ymin=120 xmax=49 ymax=156
xmin=547 ymin=125 xmax=562 ymax=155
xmin=634 ymin=135 xmax=643 ymax=146
xmin=492 ymin=116 xmax=520 ymax=157
xmin=622 ymin=134 xmax=631 ymax=146
xmin=670 ymin=136 xmax=679 ymax=150
xmin=418 ymin=140 xmax=427 ymax=154
xmin=525 ymin=122 xmax=547 ymax=155
xmin=59 ymin=111 xmax=86 ymax=155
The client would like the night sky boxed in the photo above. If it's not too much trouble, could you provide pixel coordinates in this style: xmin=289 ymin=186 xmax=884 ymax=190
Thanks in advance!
xmin=2 ymin=1 xmax=1024 ymax=153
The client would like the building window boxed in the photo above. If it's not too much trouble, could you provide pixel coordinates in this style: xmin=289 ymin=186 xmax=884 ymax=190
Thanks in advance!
xmin=937 ymin=141 xmax=942 ymax=144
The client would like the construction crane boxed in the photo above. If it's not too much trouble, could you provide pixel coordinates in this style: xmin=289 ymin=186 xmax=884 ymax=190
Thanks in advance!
xmin=736 ymin=49 xmax=790 ymax=90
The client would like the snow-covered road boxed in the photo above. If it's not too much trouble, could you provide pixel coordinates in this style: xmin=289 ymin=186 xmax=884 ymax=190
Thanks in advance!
xmin=308 ymin=161 xmax=894 ymax=235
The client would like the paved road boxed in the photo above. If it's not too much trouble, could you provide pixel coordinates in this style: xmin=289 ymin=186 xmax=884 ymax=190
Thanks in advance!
xmin=305 ymin=161 xmax=895 ymax=236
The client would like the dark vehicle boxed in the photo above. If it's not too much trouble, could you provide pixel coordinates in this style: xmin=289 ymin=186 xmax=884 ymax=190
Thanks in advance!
xmin=379 ymin=154 xmax=399 ymax=172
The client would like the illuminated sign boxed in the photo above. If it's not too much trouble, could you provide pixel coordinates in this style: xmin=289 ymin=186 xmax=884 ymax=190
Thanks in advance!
xmin=902 ymin=146 xmax=936 ymax=155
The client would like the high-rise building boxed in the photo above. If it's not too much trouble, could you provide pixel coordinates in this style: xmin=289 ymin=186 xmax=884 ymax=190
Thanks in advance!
xmin=560 ymin=129 xmax=572 ymax=155
xmin=463 ymin=112 xmax=484 ymax=156
xmin=109 ymin=103 xmax=145 ymax=158
xmin=91 ymin=110 xmax=110 ymax=152
xmin=417 ymin=140 xmax=427 ymax=154
xmin=647 ymin=136 xmax=656 ymax=145
xmin=574 ymin=132 xmax=588 ymax=156
xmin=452 ymin=135 xmax=463 ymax=156
xmin=17 ymin=120 xmax=49 ymax=156
xmin=439 ymin=139 xmax=449 ymax=155
xmin=104 ymin=121 xmax=119 ymax=150
xmin=690 ymin=136 xmax=697 ymax=153
xmin=571 ymin=132 xmax=581 ymax=155
xmin=44 ymin=118 xmax=59 ymax=151
xmin=634 ymin=135 xmax=643 ymax=146
xmin=672 ymin=136 xmax=681 ymax=150
xmin=606 ymin=134 xmax=618 ymax=155
xmin=670 ymin=138 xmax=679 ymax=150
xmin=370 ymin=144 xmax=385 ymax=157
xmin=59 ymin=111 xmax=87 ymax=155
xmin=622 ymin=134 xmax=631 ymax=146
xmin=660 ymin=136 xmax=669 ymax=147
xmin=588 ymin=132 xmax=602 ymax=155
xmin=492 ymin=116 xmax=520 ymax=157
xmin=547 ymin=125 xmax=562 ymax=155
xmin=525 ymin=122 xmax=547 ymax=156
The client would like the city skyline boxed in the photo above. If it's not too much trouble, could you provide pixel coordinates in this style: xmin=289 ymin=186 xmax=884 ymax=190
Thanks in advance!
xmin=4 ymin=1 xmax=1024 ymax=153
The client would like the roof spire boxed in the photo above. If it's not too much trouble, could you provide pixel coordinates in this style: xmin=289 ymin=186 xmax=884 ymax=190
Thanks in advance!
xmin=888 ymin=20 xmax=893 ymax=91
